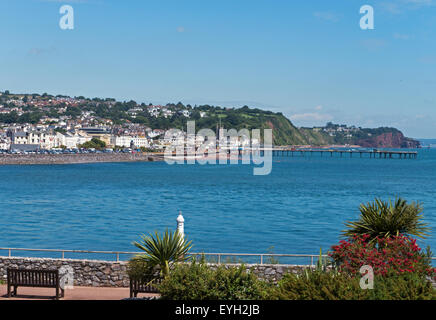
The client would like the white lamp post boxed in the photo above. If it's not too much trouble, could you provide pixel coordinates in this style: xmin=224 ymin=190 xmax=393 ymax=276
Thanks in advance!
xmin=176 ymin=211 xmax=185 ymax=238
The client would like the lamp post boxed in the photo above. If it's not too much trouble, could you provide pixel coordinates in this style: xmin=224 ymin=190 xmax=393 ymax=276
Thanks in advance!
xmin=176 ymin=211 xmax=185 ymax=239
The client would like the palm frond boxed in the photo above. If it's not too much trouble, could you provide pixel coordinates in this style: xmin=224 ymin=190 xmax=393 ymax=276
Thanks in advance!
xmin=342 ymin=197 xmax=430 ymax=242
xmin=132 ymin=229 xmax=193 ymax=277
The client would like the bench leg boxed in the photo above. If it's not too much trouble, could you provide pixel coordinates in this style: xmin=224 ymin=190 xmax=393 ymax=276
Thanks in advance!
xmin=7 ymin=284 xmax=11 ymax=298
xmin=61 ymin=288 xmax=65 ymax=298
xmin=56 ymin=287 xmax=60 ymax=300
xmin=13 ymin=286 xmax=17 ymax=296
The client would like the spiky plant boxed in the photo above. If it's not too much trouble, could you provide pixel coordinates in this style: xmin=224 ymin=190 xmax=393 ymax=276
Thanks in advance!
xmin=343 ymin=198 xmax=430 ymax=242
xmin=132 ymin=229 xmax=193 ymax=278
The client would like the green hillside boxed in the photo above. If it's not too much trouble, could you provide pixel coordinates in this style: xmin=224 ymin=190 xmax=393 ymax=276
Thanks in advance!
xmin=163 ymin=106 xmax=309 ymax=145
xmin=299 ymin=128 xmax=334 ymax=146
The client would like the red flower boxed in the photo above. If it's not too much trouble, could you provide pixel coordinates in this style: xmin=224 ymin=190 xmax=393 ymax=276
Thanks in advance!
xmin=329 ymin=234 xmax=434 ymax=278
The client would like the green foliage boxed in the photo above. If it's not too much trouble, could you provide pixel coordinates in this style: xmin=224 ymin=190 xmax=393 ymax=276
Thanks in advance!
xmin=315 ymin=248 xmax=334 ymax=272
xmin=159 ymin=259 xmax=271 ymax=300
xmin=343 ymin=198 xmax=430 ymax=242
xmin=265 ymin=246 xmax=280 ymax=264
xmin=132 ymin=229 xmax=192 ymax=278
xmin=65 ymin=106 xmax=82 ymax=118
xmin=0 ymin=110 xmax=42 ymax=124
xmin=127 ymin=256 xmax=156 ymax=283
xmin=127 ymin=256 xmax=163 ymax=291
xmin=300 ymin=123 xmax=419 ymax=147
xmin=54 ymin=128 xmax=67 ymax=134
xmin=270 ymin=270 xmax=367 ymax=300
xmin=269 ymin=269 xmax=436 ymax=300
xmin=369 ymin=273 xmax=436 ymax=300
xmin=79 ymin=138 xmax=106 ymax=150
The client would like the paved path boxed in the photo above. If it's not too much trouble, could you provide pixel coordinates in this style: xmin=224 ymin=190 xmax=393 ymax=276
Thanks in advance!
xmin=0 ymin=285 xmax=159 ymax=300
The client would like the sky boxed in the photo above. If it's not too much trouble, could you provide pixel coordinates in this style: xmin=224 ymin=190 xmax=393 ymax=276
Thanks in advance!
xmin=0 ymin=0 xmax=435 ymax=138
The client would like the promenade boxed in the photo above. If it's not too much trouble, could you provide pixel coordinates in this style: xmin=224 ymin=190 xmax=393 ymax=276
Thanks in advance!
xmin=0 ymin=285 xmax=158 ymax=300
xmin=0 ymin=153 xmax=162 ymax=165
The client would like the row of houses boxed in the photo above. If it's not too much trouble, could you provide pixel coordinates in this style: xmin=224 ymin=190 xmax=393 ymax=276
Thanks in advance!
xmin=1 ymin=127 xmax=152 ymax=151
xmin=1 ymin=124 xmax=260 ymax=152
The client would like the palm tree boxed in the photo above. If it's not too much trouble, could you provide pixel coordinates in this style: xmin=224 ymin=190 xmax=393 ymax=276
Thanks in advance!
xmin=132 ymin=229 xmax=192 ymax=278
xmin=343 ymin=197 xmax=430 ymax=241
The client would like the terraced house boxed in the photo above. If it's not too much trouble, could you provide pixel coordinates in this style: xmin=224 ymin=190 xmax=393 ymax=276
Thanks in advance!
xmin=8 ymin=130 xmax=58 ymax=149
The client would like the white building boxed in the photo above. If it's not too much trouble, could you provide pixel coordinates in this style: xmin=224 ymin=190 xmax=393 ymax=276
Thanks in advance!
xmin=8 ymin=130 xmax=59 ymax=149
xmin=11 ymin=132 xmax=28 ymax=144
xmin=56 ymin=132 xmax=92 ymax=149
xmin=163 ymin=130 xmax=185 ymax=146
xmin=0 ymin=137 xmax=10 ymax=150
xmin=111 ymin=136 xmax=150 ymax=148
xmin=26 ymin=130 xmax=59 ymax=150
xmin=148 ymin=129 xmax=164 ymax=138
xmin=179 ymin=110 xmax=191 ymax=117
xmin=110 ymin=135 xmax=150 ymax=148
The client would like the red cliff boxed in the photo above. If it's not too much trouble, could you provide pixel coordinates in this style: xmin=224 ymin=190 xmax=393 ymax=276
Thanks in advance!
xmin=356 ymin=132 xmax=420 ymax=148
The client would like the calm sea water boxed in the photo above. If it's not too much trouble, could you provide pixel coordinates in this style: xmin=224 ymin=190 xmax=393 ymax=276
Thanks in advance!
xmin=0 ymin=149 xmax=435 ymax=262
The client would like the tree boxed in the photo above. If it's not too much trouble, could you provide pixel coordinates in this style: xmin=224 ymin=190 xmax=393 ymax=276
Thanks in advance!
xmin=54 ymin=128 xmax=67 ymax=134
xmin=65 ymin=106 xmax=81 ymax=118
xmin=79 ymin=138 xmax=106 ymax=150
xmin=131 ymin=229 xmax=192 ymax=278
xmin=343 ymin=198 xmax=430 ymax=242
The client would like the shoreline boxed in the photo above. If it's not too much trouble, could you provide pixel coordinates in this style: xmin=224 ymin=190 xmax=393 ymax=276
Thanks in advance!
xmin=0 ymin=144 xmax=420 ymax=165
xmin=0 ymin=153 xmax=164 ymax=165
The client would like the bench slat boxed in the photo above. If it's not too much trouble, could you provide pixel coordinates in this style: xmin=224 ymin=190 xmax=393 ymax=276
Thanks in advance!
xmin=130 ymin=277 xmax=162 ymax=296
xmin=7 ymin=268 xmax=63 ymax=299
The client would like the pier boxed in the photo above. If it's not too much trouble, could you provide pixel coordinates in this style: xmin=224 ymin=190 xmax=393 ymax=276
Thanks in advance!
xmin=161 ymin=148 xmax=418 ymax=160
xmin=265 ymin=148 xmax=418 ymax=159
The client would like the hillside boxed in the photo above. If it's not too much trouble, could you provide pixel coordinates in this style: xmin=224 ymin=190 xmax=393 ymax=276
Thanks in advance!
xmin=0 ymin=91 xmax=420 ymax=147
xmin=190 ymin=106 xmax=308 ymax=146
xmin=299 ymin=123 xmax=420 ymax=148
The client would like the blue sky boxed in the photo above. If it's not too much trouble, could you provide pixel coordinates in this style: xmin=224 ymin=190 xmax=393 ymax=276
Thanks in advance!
xmin=0 ymin=0 xmax=435 ymax=138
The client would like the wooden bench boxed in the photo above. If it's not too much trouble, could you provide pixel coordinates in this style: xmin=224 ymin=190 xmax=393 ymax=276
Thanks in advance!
xmin=129 ymin=276 xmax=162 ymax=298
xmin=7 ymin=268 xmax=65 ymax=300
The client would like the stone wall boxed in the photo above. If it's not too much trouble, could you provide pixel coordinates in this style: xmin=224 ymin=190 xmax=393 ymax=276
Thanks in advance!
xmin=0 ymin=256 xmax=310 ymax=287
xmin=0 ymin=257 xmax=130 ymax=287
xmin=0 ymin=153 xmax=162 ymax=165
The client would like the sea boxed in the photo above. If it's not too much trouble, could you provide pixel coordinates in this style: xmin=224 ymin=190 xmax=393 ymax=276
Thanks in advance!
xmin=0 ymin=147 xmax=435 ymax=264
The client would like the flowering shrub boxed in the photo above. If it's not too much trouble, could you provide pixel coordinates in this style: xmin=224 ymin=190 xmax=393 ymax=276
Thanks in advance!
xmin=330 ymin=234 xmax=435 ymax=278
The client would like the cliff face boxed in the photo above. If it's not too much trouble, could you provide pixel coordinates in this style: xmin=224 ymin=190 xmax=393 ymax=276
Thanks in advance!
xmin=295 ymin=124 xmax=420 ymax=148
xmin=263 ymin=115 xmax=309 ymax=146
xmin=356 ymin=132 xmax=420 ymax=148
